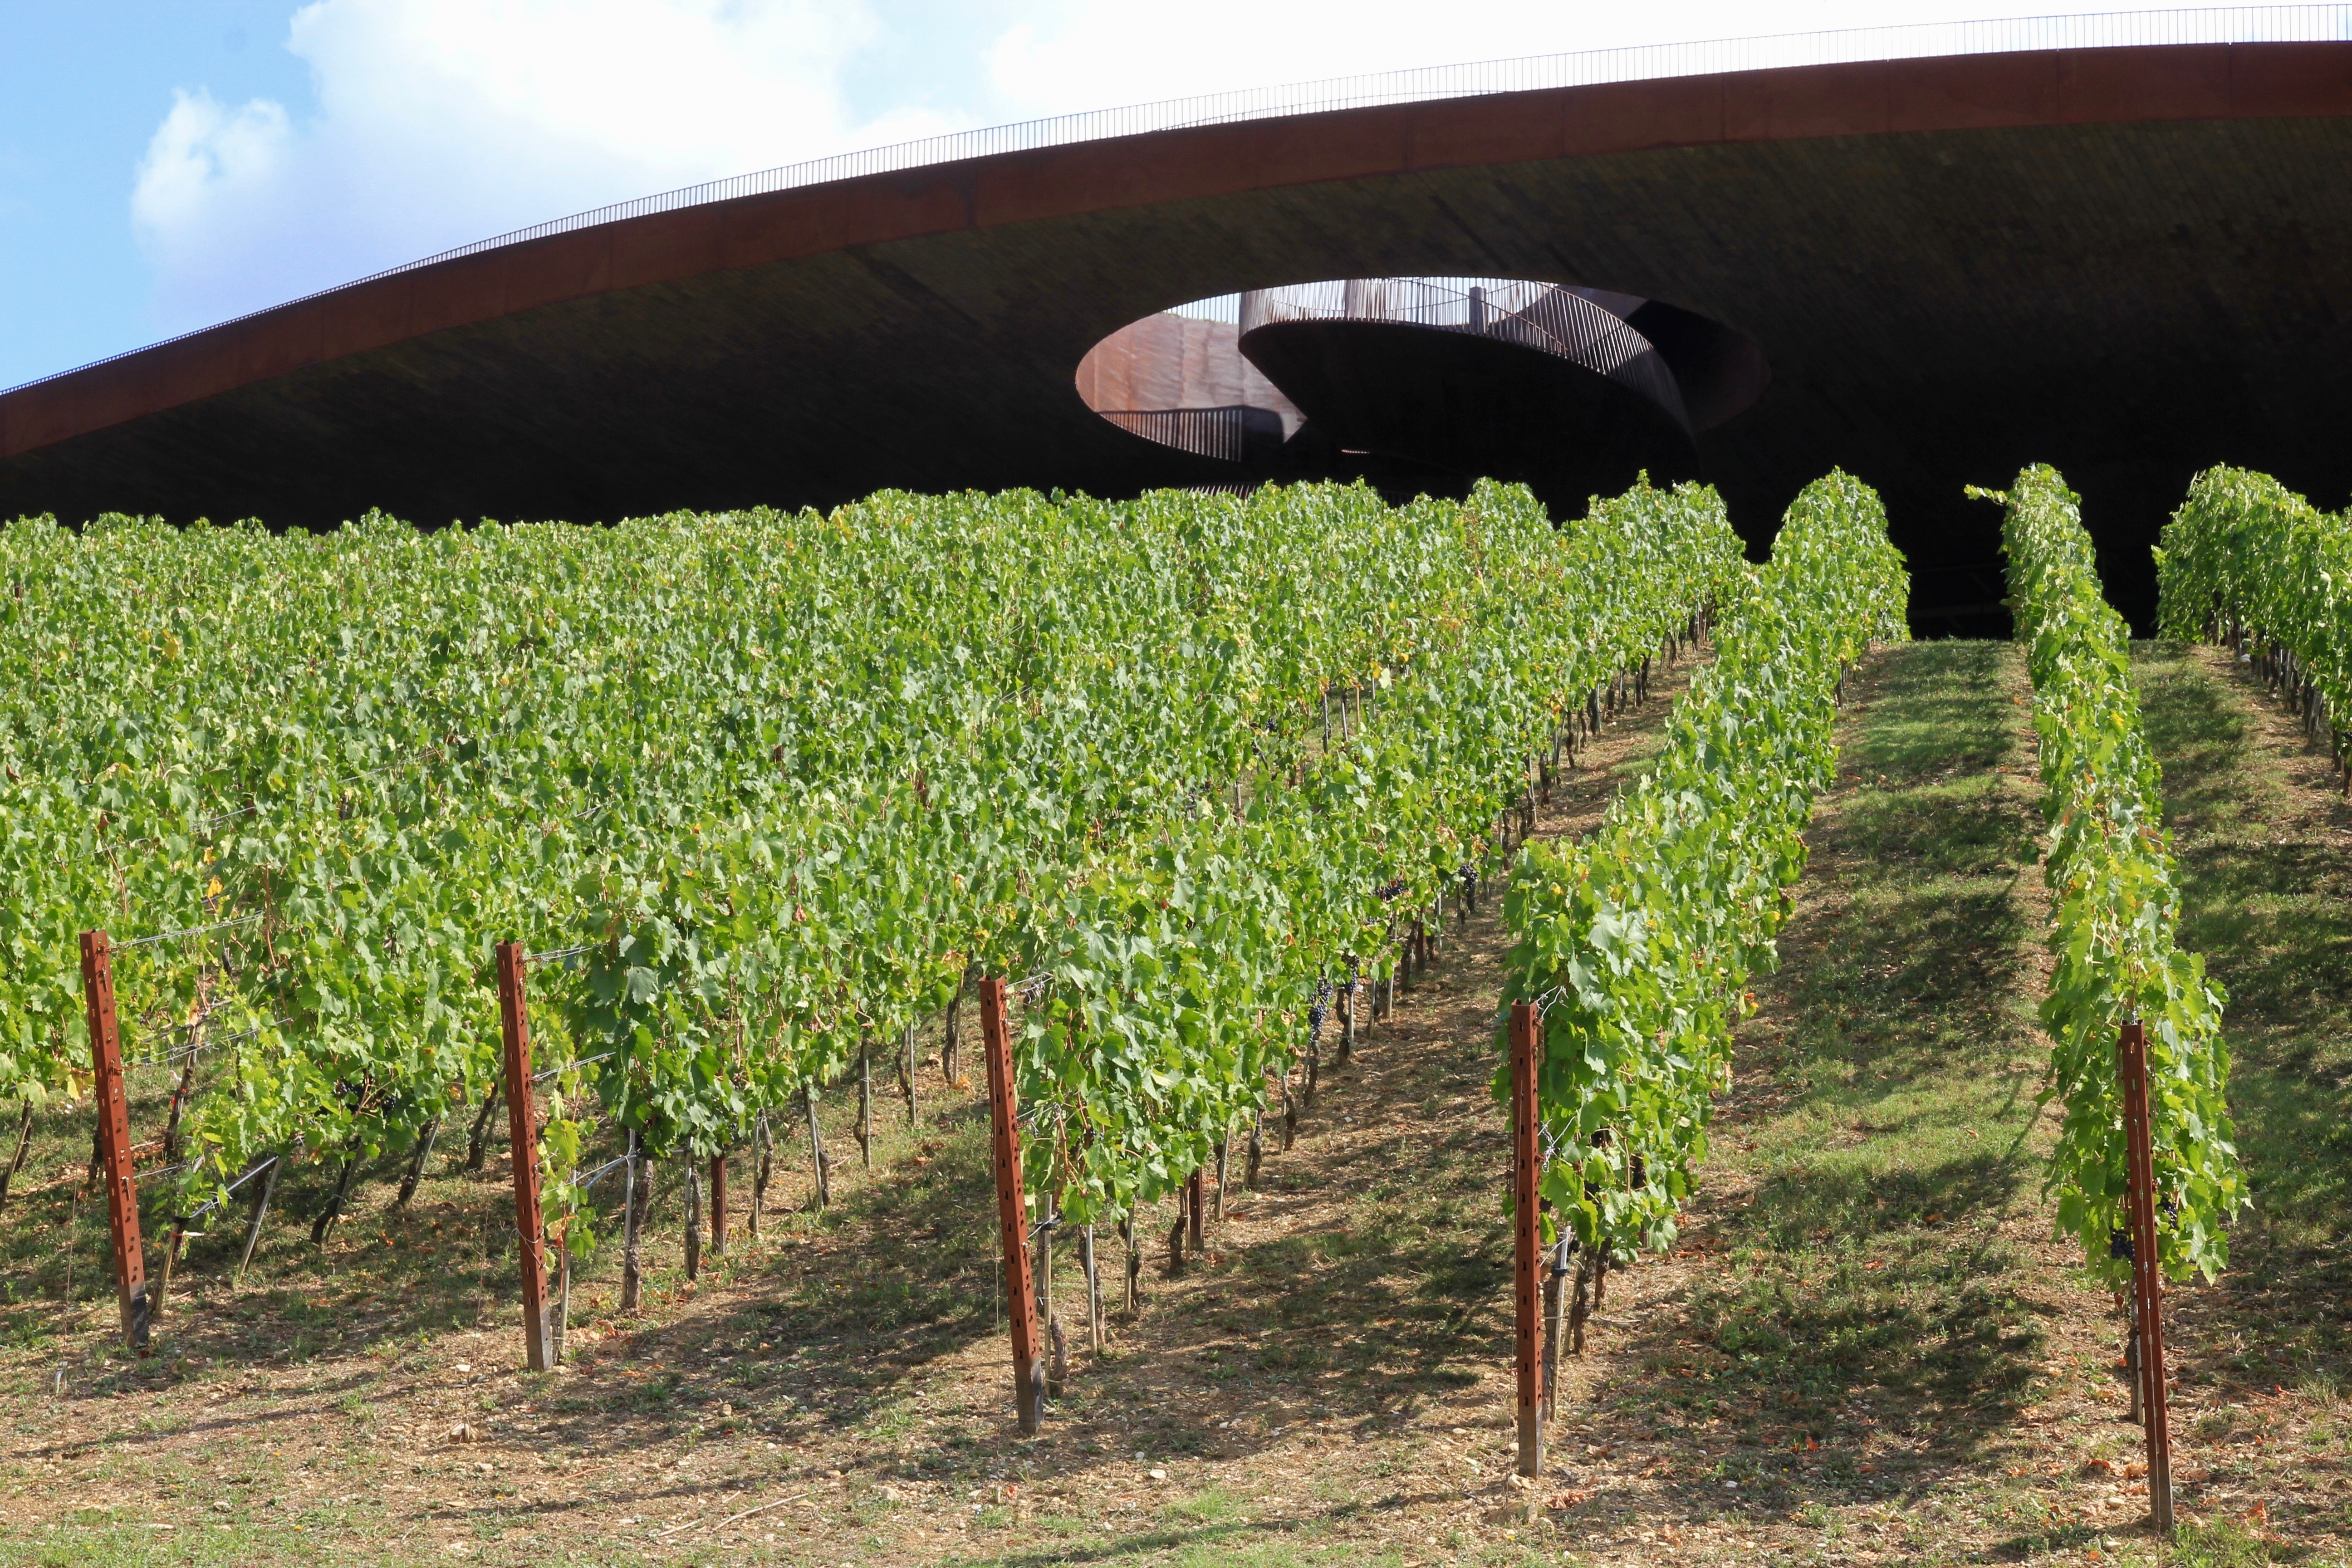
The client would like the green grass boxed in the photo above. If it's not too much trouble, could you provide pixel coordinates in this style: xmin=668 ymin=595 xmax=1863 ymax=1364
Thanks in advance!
xmin=2131 ymin=642 xmax=2352 ymax=1557
xmin=2171 ymin=1517 xmax=2293 ymax=1567
xmin=2136 ymin=643 xmax=2352 ymax=1267
xmin=1622 ymin=641 xmax=2058 ymax=1476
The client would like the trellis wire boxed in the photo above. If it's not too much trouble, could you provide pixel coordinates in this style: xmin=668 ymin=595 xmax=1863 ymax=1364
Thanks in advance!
xmin=180 ymin=1154 xmax=283 ymax=1226
xmin=534 ymin=1050 xmax=616 ymax=1082
xmin=192 ymin=745 xmax=455 ymax=832
xmin=117 ymin=913 xmax=262 ymax=951
xmin=125 ymin=1015 xmax=290 ymax=1068
xmin=565 ymin=1154 xmax=632 ymax=1193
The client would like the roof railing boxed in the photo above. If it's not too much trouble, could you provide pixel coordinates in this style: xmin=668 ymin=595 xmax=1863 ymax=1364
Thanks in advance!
xmin=1239 ymin=277 xmax=1692 ymax=431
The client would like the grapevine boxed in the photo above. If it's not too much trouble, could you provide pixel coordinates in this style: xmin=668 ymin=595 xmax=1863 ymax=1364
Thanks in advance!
xmin=2154 ymin=465 xmax=2352 ymax=789
xmin=1988 ymin=464 xmax=2244 ymax=1284
xmin=1496 ymin=470 xmax=1909 ymax=1269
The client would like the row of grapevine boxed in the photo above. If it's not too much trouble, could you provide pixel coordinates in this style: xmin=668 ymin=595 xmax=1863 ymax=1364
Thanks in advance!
xmin=0 ymin=477 xmax=1743 ymax=1294
xmin=1494 ymin=471 xmax=1909 ymax=1302
xmin=1988 ymin=464 xmax=2243 ymax=1283
xmin=2154 ymin=465 xmax=2352 ymax=789
xmin=970 ymin=478 xmax=1739 ymax=1240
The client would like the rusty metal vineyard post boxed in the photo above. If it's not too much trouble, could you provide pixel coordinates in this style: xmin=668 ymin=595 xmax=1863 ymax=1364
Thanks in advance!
xmin=79 ymin=931 xmax=150 ymax=1353
xmin=710 ymin=1155 xmax=727 ymax=1259
xmin=496 ymin=941 xmax=555 ymax=1372
xmin=980 ymin=977 xmax=1043 ymax=1433
xmin=2117 ymin=1015 xmax=2175 ymax=1533
xmin=1511 ymin=1000 xmax=1543 ymax=1479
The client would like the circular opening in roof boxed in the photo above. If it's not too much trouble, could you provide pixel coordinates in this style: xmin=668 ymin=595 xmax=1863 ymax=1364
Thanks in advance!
xmin=1076 ymin=278 xmax=1768 ymax=504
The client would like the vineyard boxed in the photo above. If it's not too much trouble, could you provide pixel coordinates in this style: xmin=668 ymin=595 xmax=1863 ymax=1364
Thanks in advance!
xmin=1 ymin=476 xmax=1740 ymax=1328
xmin=0 ymin=462 xmax=2346 ymax=1567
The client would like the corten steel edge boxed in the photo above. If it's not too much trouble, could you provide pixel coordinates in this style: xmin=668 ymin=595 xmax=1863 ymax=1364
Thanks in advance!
xmin=4 ymin=42 xmax=2352 ymax=627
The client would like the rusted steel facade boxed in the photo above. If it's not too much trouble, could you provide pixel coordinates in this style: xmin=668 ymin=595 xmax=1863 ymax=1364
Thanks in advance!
xmin=3 ymin=43 xmax=2349 ymax=627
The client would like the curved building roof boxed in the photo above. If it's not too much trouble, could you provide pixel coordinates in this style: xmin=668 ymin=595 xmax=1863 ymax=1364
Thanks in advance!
xmin=4 ymin=11 xmax=2351 ymax=627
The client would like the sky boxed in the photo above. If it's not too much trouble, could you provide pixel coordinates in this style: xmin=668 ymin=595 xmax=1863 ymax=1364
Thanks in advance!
xmin=0 ymin=0 xmax=2226 ymax=390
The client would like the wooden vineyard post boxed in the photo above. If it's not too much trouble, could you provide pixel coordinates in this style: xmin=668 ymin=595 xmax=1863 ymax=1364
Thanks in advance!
xmin=496 ymin=941 xmax=555 ymax=1372
xmin=2117 ymin=1016 xmax=2174 ymax=1534
xmin=980 ymin=977 xmax=1043 ymax=1434
xmin=1510 ymin=1000 xmax=1543 ymax=1480
xmin=79 ymin=931 xmax=150 ymax=1353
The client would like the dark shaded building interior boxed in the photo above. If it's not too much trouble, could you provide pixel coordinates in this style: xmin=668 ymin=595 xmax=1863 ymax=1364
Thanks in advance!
xmin=1078 ymin=276 xmax=1760 ymax=535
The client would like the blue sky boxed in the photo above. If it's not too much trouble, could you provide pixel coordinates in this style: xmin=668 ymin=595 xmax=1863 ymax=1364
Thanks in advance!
xmin=3 ymin=2 xmax=315 ymax=388
xmin=0 ymin=0 xmax=2239 ymax=391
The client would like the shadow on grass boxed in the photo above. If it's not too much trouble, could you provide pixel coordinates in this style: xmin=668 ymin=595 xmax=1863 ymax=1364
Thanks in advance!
xmin=0 ymin=1055 xmax=1028 ymax=1470
xmin=952 ymin=1521 xmax=1396 ymax=1568
xmin=1593 ymin=641 xmax=2059 ymax=1518
xmin=0 ymin=1107 xmax=541 ymax=1367
xmin=1745 ymin=1146 xmax=2033 ymax=1250
xmin=536 ymin=1096 xmax=1016 ymax=1451
xmin=1845 ymin=638 xmax=2024 ymax=783
xmin=555 ymin=1068 xmax=1509 ymax=1471
xmin=2134 ymin=641 xmax=2352 ymax=1400
xmin=1223 ymin=1143 xmax=1507 ymax=1409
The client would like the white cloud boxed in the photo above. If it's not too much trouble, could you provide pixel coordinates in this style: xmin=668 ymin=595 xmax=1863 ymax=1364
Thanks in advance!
xmin=132 ymin=91 xmax=295 ymax=249
xmin=132 ymin=0 xmax=969 ymax=334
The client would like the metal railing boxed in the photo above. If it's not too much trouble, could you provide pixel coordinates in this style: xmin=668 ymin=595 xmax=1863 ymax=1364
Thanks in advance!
xmin=6 ymin=6 xmax=2348 ymax=398
xmin=1098 ymin=406 xmax=1284 ymax=463
xmin=1240 ymin=278 xmax=1691 ymax=431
